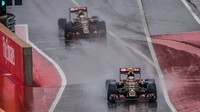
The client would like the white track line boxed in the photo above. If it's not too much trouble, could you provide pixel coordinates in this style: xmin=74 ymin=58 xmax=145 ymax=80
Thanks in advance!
xmin=137 ymin=0 xmax=177 ymax=112
xmin=181 ymin=0 xmax=200 ymax=24
xmin=30 ymin=42 xmax=67 ymax=112
xmin=21 ymin=24 xmax=67 ymax=112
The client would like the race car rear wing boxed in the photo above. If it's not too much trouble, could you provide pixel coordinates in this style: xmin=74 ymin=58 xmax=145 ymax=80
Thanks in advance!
xmin=120 ymin=68 xmax=140 ymax=74
xmin=69 ymin=7 xmax=88 ymax=13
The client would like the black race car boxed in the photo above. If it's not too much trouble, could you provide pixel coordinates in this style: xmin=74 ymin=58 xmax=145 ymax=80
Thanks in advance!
xmin=58 ymin=7 xmax=107 ymax=39
xmin=106 ymin=68 xmax=157 ymax=102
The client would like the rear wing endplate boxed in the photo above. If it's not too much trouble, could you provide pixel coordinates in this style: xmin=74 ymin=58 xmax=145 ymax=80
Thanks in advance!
xmin=69 ymin=7 xmax=88 ymax=13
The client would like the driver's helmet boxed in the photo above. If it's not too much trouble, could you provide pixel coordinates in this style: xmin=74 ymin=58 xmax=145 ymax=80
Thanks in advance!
xmin=128 ymin=71 xmax=134 ymax=76
xmin=78 ymin=10 xmax=84 ymax=16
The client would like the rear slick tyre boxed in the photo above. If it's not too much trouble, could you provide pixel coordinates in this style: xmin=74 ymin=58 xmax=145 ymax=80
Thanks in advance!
xmin=58 ymin=18 xmax=67 ymax=37
xmin=107 ymin=83 xmax=117 ymax=102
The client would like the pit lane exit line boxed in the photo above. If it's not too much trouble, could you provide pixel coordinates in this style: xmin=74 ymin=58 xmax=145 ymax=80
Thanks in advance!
xmin=137 ymin=0 xmax=177 ymax=112
xmin=19 ymin=24 xmax=67 ymax=112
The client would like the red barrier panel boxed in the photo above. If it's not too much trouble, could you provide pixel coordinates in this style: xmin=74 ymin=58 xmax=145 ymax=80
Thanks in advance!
xmin=0 ymin=30 xmax=25 ymax=84
xmin=0 ymin=24 xmax=61 ymax=112
xmin=0 ymin=23 xmax=32 ymax=85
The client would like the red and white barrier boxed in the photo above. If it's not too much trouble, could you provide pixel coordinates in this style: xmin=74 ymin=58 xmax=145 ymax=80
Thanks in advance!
xmin=0 ymin=23 xmax=32 ymax=85
xmin=0 ymin=24 xmax=65 ymax=112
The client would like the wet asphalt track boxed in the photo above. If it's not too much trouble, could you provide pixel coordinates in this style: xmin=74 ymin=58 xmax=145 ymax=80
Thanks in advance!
xmin=7 ymin=0 xmax=200 ymax=112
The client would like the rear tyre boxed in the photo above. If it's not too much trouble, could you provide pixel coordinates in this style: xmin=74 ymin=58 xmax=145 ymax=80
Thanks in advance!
xmin=97 ymin=21 xmax=107 ymax=37
xmin=58 ymin=18 xmax=67 ymax=37
xmin=147 ymin=83 xmax=157 ymax=102
xmin=64 ymin=22 xmax=73 ymax=40
xmin=107 ymin=83 xmax=117 ymax=102
xmin=106 ymin=79 xmax=116 ymax=88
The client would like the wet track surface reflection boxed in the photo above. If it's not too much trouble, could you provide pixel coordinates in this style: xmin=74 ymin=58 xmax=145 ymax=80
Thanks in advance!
xmin=107 ymin=101 xmax=157 ymax=112
xmin=7 ymin=0 xmax=172 ymax=111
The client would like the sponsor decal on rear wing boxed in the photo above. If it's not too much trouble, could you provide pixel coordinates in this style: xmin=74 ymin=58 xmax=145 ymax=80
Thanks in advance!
xmin=120 ymin=68 xmax=140 ymax=74
xmin=69 ymin=7 xmax=87 ymax=13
